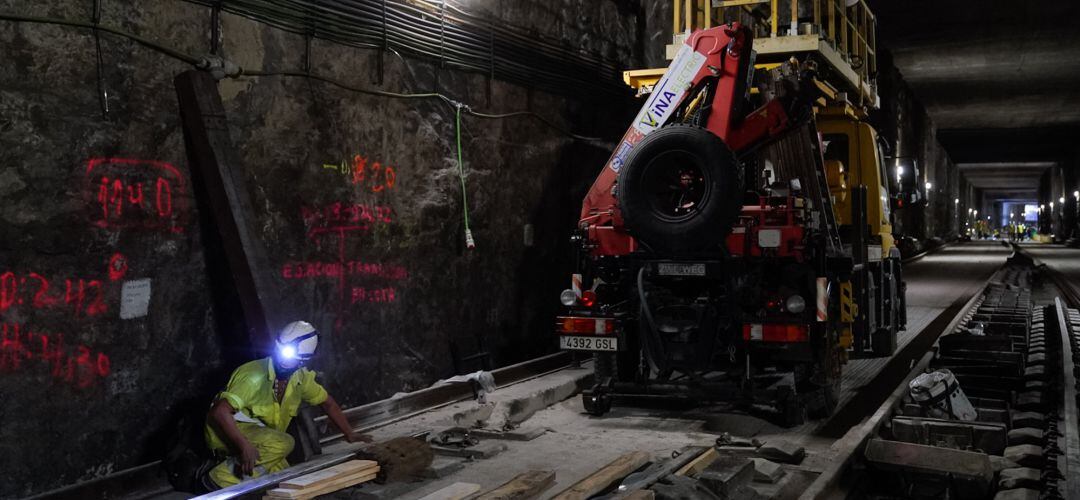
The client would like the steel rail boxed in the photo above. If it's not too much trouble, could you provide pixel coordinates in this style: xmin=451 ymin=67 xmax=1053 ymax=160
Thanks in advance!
xmin=1054 ymin=296 xmax=1080 ymax=500
xmin=314 ymin=351 xmax=574 ymax=444
xmin=1021 ymin=245 xmax=1080 ymax=498
xmin=799 ymin=264 xmax=998 ymax=499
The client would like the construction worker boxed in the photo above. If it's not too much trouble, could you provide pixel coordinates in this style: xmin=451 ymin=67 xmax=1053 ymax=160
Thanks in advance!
xmin=202 ymin=321 xmax=370 ymax=489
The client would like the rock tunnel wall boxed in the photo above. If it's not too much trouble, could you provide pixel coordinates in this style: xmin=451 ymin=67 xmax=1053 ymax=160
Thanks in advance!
xmin=0 ymin=0 xmax=639 ymax=496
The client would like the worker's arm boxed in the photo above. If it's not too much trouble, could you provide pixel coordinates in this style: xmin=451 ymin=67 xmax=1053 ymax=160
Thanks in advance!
xmin=320 ymin=395 xmax=373 ymax=443
xmin=209 ymin=398 xmax=260 ymax=475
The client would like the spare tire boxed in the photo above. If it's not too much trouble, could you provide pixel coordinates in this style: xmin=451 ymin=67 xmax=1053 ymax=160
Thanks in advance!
xmin=617 ymin=124 xmax=741 ymax=253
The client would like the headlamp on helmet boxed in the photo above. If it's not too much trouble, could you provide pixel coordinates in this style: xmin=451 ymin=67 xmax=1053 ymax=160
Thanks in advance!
xmin=276 ymin=321 xmax=319 ymax=365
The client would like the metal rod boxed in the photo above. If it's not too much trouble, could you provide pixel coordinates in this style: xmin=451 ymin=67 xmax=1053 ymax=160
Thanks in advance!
xmin=92 ymin=0 xmax=109 ymax=119
xmin=210 ymin=0 xmax=221 ymax=55
xmin=770 ymin=0 xmax=778 ymax=36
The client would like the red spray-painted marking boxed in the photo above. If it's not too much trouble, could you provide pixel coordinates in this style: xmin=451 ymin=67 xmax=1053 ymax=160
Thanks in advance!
xmin=85 ymin=158 xmax=187 ymax=233
xmin=350 ymin=287 xmax=396 ymax=304
xmin=300 ymin=203 xmax=394 ymax=237
xmin=1 ymin=263 xmax=114 ymax=318
xmin=0 ymin=323 xmax=109 ymax=389
xmin=108 ymin=253 xmax=128 ymax=282
xmin=322 ymin=153 xmax=398 ymax=193
xmin=281 ymin=260 xmax=408 ymax=281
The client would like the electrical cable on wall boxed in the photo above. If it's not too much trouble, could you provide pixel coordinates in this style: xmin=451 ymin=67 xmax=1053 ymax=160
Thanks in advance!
xmin=454 ymin=103 xmax=475 ymax=250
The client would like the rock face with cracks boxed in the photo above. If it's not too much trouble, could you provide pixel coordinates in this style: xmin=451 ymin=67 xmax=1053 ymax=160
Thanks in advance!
xmin=0 ymin=0 xmax=639 ymax=496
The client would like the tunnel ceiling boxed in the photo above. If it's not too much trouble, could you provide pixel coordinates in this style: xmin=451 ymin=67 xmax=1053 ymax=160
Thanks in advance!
xmin=869 ymin=0 xmax=1080 ymax=202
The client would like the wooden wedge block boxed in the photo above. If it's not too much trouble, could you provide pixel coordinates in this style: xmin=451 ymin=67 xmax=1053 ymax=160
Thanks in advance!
xmin=675 ymin=447 xmax=717 ymax=477
xmin=475 ymin=470 xmax=556 ymax=500
xmin=280 ymin=460 xmax=378 ymax=489
xmin=552 ymin=451 xmax=651 ymax=500
xmin=266 ymin=469 xmax=379 ymax=499
xmin=416 ymin=482 xmax=483 ymax=500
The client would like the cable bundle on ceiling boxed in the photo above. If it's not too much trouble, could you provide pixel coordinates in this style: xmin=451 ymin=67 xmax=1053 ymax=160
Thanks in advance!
xmin=185 ymin=0 xmax=632 ymax=100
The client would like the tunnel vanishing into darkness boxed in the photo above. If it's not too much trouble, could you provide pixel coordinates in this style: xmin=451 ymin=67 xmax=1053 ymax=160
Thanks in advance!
xmin=870 ymin=0 xmax=1080 ymax=241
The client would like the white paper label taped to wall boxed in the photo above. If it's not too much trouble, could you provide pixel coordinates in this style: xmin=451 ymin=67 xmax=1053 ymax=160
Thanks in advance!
xmin=120 ymin=278 xmax=152 ymax=319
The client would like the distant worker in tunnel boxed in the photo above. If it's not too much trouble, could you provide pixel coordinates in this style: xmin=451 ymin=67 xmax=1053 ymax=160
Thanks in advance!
xmin=202 ymin=321 xmax=371 ymax=489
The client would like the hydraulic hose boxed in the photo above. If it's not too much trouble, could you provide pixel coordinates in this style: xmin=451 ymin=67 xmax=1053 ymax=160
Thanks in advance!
xmin=637 ymin=266 xmax=669 ymax=371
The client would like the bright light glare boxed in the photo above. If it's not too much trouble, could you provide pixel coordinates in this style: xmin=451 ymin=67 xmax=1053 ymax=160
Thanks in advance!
xmin=1060 ymin=197 xmax=1066 ymax=204
xmin=280 ymin=345 xmax=297 ymax=359
xmin=925 ymin=182 xmax=932 ymax=190
xmin=954 ymin=198 xmax=960 ymax=204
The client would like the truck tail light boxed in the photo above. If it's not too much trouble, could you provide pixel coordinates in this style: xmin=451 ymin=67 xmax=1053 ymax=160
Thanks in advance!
xmin=557 ymin=316 xmax=615 ymax=335
xmin=580 ymin=290 xmax=597 ymax=308
xmin=743 ymin=323 xmax=809 ymax=342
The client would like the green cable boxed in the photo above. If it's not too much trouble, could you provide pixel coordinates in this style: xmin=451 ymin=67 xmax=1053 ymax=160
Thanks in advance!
xmin=455 ymin=105 xmax=475 ymax=249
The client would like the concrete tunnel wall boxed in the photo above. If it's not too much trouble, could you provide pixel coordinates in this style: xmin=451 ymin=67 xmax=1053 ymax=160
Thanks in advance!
xmin=0 ymin=0 xmax=641 ymax=496
xmin=0 ymin=0 xmax=971 ymax=496
xmin=874 ymin=48 xmax=973 ymax=245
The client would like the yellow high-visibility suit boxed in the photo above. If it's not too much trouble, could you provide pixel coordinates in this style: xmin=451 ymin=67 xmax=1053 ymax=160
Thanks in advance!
xmin=204 ymin=357 xmax=328 ymax=487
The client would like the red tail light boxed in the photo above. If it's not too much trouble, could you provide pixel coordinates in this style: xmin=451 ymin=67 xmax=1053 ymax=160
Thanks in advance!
xmin=557 ymin=316 xmax=615 ymax=335
xmin=743 ymin=323 xmax=809 ymax=342
xmin=580 ymin=290 xmax=597 ymax=308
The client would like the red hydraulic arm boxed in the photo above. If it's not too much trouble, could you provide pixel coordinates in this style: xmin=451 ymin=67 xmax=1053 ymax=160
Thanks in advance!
xmin=579 ymin=23 xmax=802 ymax=257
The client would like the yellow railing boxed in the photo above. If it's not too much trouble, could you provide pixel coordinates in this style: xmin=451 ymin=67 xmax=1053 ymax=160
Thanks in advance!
xmin=672 ymin=0 xmax=876 ymax=99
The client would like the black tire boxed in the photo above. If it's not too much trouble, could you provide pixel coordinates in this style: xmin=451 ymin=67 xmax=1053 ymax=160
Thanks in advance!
xmin=617 ymin=125 xmax=741 ymax=253
xmin=582 ymin=391 xmax=612 ymax=416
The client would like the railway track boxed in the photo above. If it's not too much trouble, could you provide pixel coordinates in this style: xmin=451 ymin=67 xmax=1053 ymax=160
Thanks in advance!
xmin=801 ymin=247 xmax=1080 ymax=500
xmin=38 ymin=243 xmax=1080 ymax=500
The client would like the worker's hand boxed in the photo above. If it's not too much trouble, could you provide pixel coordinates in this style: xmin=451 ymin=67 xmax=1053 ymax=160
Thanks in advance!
xmin=238 ymin=440 xmax=260 ymax=476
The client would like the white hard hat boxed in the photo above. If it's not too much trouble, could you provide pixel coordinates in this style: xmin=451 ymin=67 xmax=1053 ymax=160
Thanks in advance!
xmin=277 ymin=321 xmax=319 ymax=361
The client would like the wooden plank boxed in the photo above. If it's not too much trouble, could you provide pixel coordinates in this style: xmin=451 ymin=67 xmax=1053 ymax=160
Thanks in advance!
xmin=475 ymin=470 xmax=556 ymax=500
xmin=416 ymin=482 xmax=482 ymax=500
xmin=279 ymin=460 xmax=378 ymax=489
xmin=675 ymin=447 xmax=718 ymax=477
xmin=265 ymin=470 xmax=377 ymax=500
xmin=551 ymin=452 xmax=650 ymax=500
xmin=192 ymin=451 xmax=356 ymax=500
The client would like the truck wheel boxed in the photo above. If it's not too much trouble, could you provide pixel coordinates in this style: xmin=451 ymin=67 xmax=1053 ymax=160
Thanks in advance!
xmin=582 ymin=390 xmax=612 ymax=416
xmin=777 ymin=386 xmax=806 ymax=427
xmin=872 ymin=327 xmax=897 ymax=356
xmin=617 ymin=125 xmax=740 ymax=253
xmin=805 ymin=378 xmax=842 ymax=418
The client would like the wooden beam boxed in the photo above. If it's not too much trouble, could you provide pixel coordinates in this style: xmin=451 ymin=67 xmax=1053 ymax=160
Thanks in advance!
xmin=417 ymin=482 xmax=482 ymax=500
xmin=174 ymin=70 xmax=281 ymax=353
xmin=675 ymin=447 xmax=719 ymax=477
xmin=475 ymin=470 xmax=556 ymax=500
xmin=551 ymin=452 xmax=651 ymax=500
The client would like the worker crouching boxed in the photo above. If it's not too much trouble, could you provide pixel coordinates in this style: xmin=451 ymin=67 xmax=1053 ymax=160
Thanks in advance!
xmin=202 ymin=321 xmax=371 ymax=489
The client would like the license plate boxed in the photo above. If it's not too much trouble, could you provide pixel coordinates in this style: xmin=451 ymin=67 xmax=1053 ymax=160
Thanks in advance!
xmin=559 ymin=335 xmax=618 ymax=351
xmin=657 ymin=262 xmax=706 ymax=276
